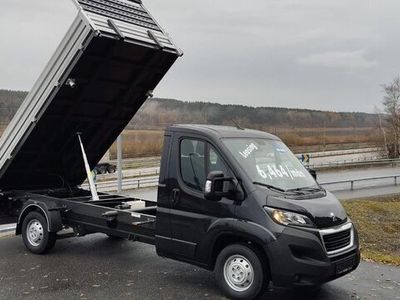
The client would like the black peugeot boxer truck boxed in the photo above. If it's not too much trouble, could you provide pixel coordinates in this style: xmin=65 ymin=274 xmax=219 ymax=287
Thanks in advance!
xmin=6 ymin=125 xmax=360 ymax=300
xmin=156 ymin=124 xmax=360 ymax=299
xmin=0 ymin=0 xmax=359 ymax=298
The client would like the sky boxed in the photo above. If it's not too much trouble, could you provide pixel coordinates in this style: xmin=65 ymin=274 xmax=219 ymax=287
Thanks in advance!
xmin=0 ymin=0 xmax=399 ymax=113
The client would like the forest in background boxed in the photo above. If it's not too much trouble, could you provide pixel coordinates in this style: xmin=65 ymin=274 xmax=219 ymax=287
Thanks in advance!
xmin=0 ymin=89 xmax=378 ymax=129
xmin=0 ymin=89 xmax=380 ymax=158
xmin=131 ymin=98 xmax=378 ymax=130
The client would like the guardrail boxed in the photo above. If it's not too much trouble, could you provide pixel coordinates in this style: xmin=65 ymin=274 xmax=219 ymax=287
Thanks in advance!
xmin=85 ymin=170 xmax=400 ymax=193
xmin=309 ymin=158 xmax=400 ymax=170
xmin=320 ymin=174 xmax=400 ymax=191
xmin=82 ymin=176 xmax=159 ymax=192
xmin=296 ymin=147 xmax=381 ymax=160
xmin=84 ymin=156 xmax=400 ymax=193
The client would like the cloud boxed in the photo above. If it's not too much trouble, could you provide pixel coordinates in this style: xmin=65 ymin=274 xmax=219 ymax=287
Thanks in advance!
xmin=296 ymin=50 xmax=378 ymax=69
xmin=1 ymin=0 xmax=400 ymax=112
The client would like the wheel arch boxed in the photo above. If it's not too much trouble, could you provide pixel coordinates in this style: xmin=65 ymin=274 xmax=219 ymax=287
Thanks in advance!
xmin=210 ymin=233 xmax=271 ymax=275
xmin=16 ymin=201 xmax=62 ymax=235
xmin=205 ymin=219 xmax=275 ymax=275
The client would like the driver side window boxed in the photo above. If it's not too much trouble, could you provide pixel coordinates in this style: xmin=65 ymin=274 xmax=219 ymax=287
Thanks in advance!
xmin=180 ymin=139 xmax=206 ymax=191
xmin=180 ymin=140 xmax=230 ymax=192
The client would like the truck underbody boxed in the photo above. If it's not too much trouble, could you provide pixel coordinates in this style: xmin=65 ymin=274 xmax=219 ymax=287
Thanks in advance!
xmin=8 ymin=189 xmax=157 ymax=245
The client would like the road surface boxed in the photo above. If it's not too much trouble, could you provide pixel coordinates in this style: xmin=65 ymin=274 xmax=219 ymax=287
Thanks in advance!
xmin=318 ymin=165 xmax=400 ymax=199
xmin=0 ymin=234 xmax=399 ymax=300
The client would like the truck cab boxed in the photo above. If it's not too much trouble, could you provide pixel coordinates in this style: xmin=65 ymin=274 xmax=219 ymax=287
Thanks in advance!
xmin=155 ymin=124 xmax=360 ymax=299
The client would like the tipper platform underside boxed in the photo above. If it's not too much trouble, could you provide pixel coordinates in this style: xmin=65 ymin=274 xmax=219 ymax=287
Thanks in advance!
xmin=0 ymin=0 xmax=180 ymax=235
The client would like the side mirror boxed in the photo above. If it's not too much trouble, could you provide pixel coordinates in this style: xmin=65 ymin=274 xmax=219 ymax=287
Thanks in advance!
xmin=204 ymin=171 xmax=234 ymax=201
xmin=307 ymin=168 xmax=317 ymax=180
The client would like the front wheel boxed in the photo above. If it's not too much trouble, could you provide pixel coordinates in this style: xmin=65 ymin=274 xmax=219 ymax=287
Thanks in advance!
xmin=22 ymin=211 xmax=56 ymax=254
xmin=215 ymin=244 xmax=266 ymax=300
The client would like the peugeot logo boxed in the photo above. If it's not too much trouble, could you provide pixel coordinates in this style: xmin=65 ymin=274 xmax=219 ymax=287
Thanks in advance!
xmin=330 ymin=212 xmax=337 ymax=222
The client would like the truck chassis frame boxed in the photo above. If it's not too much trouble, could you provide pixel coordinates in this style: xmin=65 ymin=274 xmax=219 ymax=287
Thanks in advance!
xmin=11 ymin=189 xmax=157 ymax=245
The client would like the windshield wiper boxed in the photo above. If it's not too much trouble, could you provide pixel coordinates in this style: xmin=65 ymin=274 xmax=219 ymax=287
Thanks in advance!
xmin=253 ymin=182 xmax=287 ymax=193
xmin=287 ymin=186 xmax=322 ymax=193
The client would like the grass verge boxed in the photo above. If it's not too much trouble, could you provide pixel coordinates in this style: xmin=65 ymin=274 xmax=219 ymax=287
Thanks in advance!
xmin=341 ymin=195 xmax=400 ymax=266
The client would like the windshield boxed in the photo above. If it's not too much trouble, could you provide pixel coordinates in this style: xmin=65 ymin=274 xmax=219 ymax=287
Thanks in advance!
xmin=222 ymin=138 xmax=318 ymax=191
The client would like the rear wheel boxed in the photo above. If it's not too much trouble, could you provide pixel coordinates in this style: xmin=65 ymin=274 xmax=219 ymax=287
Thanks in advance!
xmin=22 ymin=211 xmax=56 ymax=254
xmin=215 ymin=244 xmax=266 ymax=300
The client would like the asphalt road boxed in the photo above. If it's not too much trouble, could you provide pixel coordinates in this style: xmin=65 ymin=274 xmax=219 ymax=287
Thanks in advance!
xmin=318 ymin=165 xmax=400 ymax=184
xmin=0 ymin=234 xmax=399 ymax=300
xmin=318 ymin=165 xmax=400 ymax=199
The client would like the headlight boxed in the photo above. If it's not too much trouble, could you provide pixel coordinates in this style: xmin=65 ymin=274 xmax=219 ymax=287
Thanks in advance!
xmin=264 ymin=207 xmax=315 ymax=227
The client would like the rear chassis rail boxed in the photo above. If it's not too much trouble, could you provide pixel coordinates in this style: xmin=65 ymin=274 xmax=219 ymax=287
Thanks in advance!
xmin=11 ymin=189 xmax=157 ymax=245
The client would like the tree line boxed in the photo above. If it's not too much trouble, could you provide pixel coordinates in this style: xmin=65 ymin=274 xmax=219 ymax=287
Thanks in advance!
xmin=131 ymin=98 xmax=378 ymax=130
xmin=0 ymin=89 xmax=378 ymax=130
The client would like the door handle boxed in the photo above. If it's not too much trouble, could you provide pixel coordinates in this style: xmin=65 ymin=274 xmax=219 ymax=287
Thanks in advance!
xmin=171 ymin=188 xmax=180 ymax=206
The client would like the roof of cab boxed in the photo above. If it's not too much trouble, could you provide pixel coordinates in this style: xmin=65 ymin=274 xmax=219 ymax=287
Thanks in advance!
xmin=168 ymin=124 xmax=281 ymax=140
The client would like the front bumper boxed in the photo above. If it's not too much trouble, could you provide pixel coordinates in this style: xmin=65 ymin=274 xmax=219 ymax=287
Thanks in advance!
xmin=266 ymin=222 xmax=360 ymax=287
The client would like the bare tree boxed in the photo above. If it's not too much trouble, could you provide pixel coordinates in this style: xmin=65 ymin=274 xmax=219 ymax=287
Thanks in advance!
xmin=375 ymin=106 xmax=389 ymax=157
xmin=381 ymin=76 xmax=400 ymax=158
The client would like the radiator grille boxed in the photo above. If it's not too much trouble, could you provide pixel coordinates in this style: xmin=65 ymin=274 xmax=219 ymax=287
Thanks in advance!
xmin=322 ymin=228 xmax=351 ymax=253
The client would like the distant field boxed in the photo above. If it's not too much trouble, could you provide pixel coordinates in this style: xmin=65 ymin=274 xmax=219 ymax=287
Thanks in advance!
xmin=0 ymin=125 xmax=379 ymax=159
xmin=108 ymin=127 xmax=379 ymax=159
xmin=277 ymin=127 xmax=378 ymax=147
xmin=109 ymin=130 xmax=164 ymax=159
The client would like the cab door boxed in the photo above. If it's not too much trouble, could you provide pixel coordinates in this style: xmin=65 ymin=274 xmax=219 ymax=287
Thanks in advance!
xmin=167 ymin=134 xmax=236 ymax=262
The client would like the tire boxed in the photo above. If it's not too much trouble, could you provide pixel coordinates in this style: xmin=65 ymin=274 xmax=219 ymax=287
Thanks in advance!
xmin=215 ymin=244 xmax=266 ymax=300
xmin=22 ymin=211 xmax=56 ymax=254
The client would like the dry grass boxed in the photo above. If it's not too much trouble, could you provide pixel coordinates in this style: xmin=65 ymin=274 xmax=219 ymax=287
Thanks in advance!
xmin=109 ymin=128 xmax=379 ymax=158
xmin=109 ymin=130 xmax=164 ymax=159
xmin=278 ymin=127 xmax=379 ymax=147
xmin=0 ymin=125 xmax=378 ymax=159
xmin=342 ymin=196 xmax=400 ymax=266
